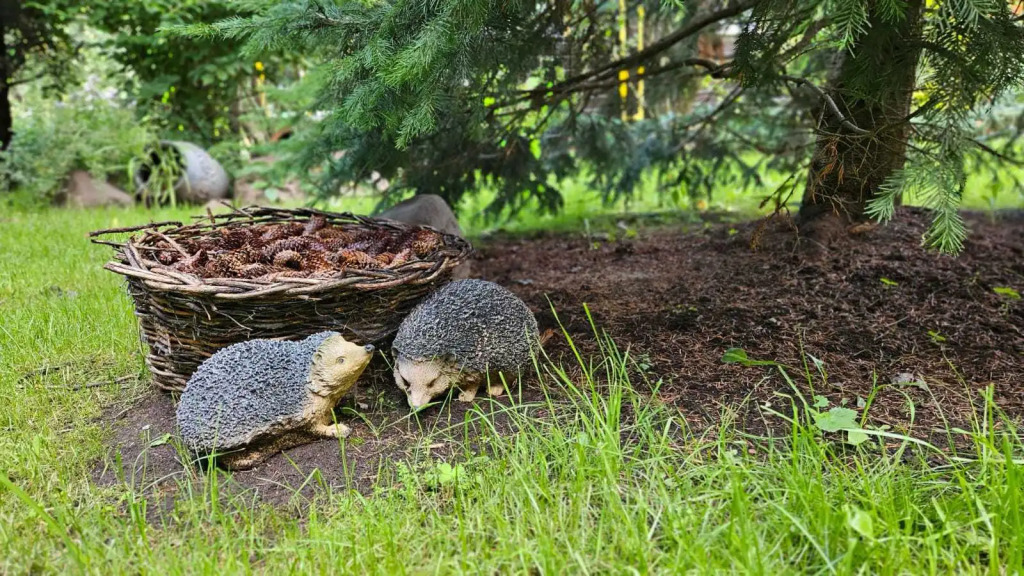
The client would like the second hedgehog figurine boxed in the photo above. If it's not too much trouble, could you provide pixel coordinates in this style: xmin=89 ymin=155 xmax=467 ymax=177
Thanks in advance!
xmin=176 ymin=332 xmax=374 ymax=470
xmin=392 ymin=279 xmax=539 ymax=410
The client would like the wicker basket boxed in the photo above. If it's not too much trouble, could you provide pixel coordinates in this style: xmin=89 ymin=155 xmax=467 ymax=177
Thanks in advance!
xmin=91 ymin=206 xmax=473 ymax=392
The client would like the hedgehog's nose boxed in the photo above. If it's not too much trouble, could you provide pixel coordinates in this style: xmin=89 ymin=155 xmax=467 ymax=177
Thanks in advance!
xmin=364 ymin=344 xmax=375 ymax=352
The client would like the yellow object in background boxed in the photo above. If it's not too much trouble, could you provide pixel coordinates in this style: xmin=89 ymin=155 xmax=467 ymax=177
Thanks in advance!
xmin=255 ymin=61 xmax=267 ymax=110
xmin=635 ymin=6 xmax=645 ymax=121
xmin=616 ymin=3 xmax=647 ymax=122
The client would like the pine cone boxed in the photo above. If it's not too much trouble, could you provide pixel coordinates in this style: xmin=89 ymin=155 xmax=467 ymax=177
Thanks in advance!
xmin=273 ymin=250 xmax=303 ymax=269
xmin=239 ymin=263 xmax=276 ymax=279
xmin=375 ymin=252 xmax=395 ymax=266
xmin=216 ymin=227 xmax=256 ymax=251
xmin=204 ymin=256 xmax=236 ymax=278
xmin=338 ymin=249 xmax=381 ymax=269
xmin=301 ymin=252 xmax=334 ymax=273
xmin=259 ymin=222 xmax=303 ymax=242
xmin=303 ymin=215 xmax=327 ymax=236
xmin=316 ymin=227 xmax=354 ymax=242
xmin=348 ymin=239 xmax=376 ymax=254
xmin=234 ymin=244 xmax=261 ymax=265
xmin=261 ymin=236 xmax=321 ymax=260
xmin=387 ymin=248 xmax=414 ymax=269
xmin=369 ymin=229 xmax=398 ymax=253
xmin=411 ymin=229 xmax=441 ymax=256
xmin=320 ymin=237 xmax=350 ymax=252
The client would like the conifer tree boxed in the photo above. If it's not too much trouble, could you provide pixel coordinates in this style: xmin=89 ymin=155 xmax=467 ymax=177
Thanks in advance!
xmin=189 ymin=0 xmax=1024 ymax=253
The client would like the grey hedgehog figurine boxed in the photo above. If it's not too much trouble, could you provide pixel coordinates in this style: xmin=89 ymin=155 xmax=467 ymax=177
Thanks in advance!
xmin=393 ymin=279 xmax=539 ymax=410
xmin=176 ymin=332 xmax=374 ymax=470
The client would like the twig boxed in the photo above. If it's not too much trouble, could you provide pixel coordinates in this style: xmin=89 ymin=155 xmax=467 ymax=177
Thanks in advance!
xmin=512 ymin=0 xmax=755 ymax=101
xmin=779 ymin=19 xmax=830 ymax=63
xmin=510 ymin=59 xmax=733 ymax=104
xmin=89 ymin=221 xmax=183 ymax=238
xmin=17 ymin=361 xmax=75 ymax=382
xmin=670 ymin=85 xmax=746 ymax=154
xmin=71 ymin=375 xmax=137 ymax=391
xmin=151 ymin=232 xmax=191 ymax=258
xmin=970 ymin=138 xmax=1024 ymax=167
xmin=780 ymin=75 xmax=869 ymax=135
xmin=8 ymin=71 xmax=48 ymax=87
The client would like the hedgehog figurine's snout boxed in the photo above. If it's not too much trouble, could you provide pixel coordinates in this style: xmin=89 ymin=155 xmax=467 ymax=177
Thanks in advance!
xmin=364 ymin=344 xmax=375 ymax=352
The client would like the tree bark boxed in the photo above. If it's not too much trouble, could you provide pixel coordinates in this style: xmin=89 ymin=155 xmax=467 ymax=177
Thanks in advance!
xmin=799 ymin=0 xmax=925 ymax=241
xmin=0 ymin=18 xmax=12 ymax=151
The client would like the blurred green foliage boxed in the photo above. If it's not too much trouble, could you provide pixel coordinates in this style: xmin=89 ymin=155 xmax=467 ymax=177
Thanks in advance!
xmin=87 ymin=0 xmax=271 ymax=144
xmin=0 ymin=61 xmax=155 ymax=203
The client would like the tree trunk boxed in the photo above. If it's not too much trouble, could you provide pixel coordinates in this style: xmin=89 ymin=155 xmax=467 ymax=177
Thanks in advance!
xmin=0 ymin=81 xmax=11 ymax=152
xmin=799 ymin=0 xmax=925 ymax=242
xmin=0 ymin=18 xmax=12 ymax=151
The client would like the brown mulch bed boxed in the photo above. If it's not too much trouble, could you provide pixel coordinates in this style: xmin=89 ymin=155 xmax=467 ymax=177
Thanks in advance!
xmin=94 ymin=207 xmax=1024 ymax=506
xmin=484 ymin=208 xmax=1023 ymax=436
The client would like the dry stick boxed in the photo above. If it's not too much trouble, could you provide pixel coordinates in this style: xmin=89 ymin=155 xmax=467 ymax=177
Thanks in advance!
xmin=18 ymin=361 xmax=76 ymax=382
xmin=971 ymin=138 xmax=1024 ymax=166
xmin=150 ymin=266 xmax=202 ymax=287
xmin=151 ymin=232 xmax=191 ymax=258
xmin=66 ymin=375 xmax=136 ymax=391
xmin=780 ymin=75 xmax=869 ymax=135
xmin=91 ymin=239 xmax=128 ymax=249
xmin=522 ymin=0 xmax=757 ymax=97
xmin=88 ymin=221 xmax=183 ymax=237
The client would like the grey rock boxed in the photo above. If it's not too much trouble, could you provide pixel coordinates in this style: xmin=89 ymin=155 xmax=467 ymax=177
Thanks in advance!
xmin=59 ymin=171 xmax=134 ymax=208
xmin=378 ymin=194 xmax=463 ymax=237
xmin=378 ymin=194 xmax=471 ymax=278
xmin=134 ymin=140 xmax=230 ymax=204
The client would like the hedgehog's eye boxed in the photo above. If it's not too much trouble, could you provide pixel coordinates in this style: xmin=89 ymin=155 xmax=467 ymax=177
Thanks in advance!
xmin=336 ymin=357 xmax=346 ymax=364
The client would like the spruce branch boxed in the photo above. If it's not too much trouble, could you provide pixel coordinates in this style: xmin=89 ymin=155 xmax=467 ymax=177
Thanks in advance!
xmin=509 ymin=58 xmax=734 ymax=106
xmin=970 ymin=138 xmax=1024 ymax=166
xmin=511 ymin=0 xmax=755 ymax=101
xmin=779 ymin=75 xmax=870 ymax=134
xmin=779 ymin=19 xmax=831 ymax=62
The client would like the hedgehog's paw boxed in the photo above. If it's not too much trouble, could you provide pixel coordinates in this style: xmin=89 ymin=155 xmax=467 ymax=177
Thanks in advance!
xmin=456 ymin=382 xmax=479 ymax=403
xmin=314 ymin=422 xmax=351 ymax=438
xmin=488 ymin=383 xmax=505 ymax=398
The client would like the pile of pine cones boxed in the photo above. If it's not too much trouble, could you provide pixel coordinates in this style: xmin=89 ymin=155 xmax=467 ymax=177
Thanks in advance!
xmin=146 ymin=216 xmax=443 ymax=280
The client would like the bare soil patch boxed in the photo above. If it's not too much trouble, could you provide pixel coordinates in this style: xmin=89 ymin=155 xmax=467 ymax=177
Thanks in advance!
xmin=94 ymin=207 xmax=1024 ymax=505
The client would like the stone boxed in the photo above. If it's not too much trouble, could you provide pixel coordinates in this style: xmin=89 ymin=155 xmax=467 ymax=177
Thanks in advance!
xmin=60 ymin=171 xmax=134 ymax=208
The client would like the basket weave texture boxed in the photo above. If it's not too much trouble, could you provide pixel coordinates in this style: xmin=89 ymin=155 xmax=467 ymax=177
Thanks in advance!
xmin=91 ymin=206 xmax=473 ymax=392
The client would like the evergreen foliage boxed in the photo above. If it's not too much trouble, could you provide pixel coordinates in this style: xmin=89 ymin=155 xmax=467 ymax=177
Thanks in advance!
xmin=187 ymin=0 xmax=1024 ymax=252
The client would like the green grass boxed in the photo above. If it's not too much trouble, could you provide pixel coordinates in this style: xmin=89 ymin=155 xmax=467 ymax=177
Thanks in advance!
xmin=314 ymin=160 xmax=1023 ymax=237
xmin=1 ymin=206 xmax=1023 ymax=573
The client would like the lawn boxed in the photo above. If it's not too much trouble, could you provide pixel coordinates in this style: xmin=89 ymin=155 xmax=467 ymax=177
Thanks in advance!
xmin=1 ymin=205 xmax=1023 ymax=574
xmin=315 ymin=157 xmax=1024 ymax=236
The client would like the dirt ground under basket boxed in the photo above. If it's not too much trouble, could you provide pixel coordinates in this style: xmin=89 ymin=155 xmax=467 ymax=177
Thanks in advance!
xmin=94 ymin=207 xmax=1024 ymax=508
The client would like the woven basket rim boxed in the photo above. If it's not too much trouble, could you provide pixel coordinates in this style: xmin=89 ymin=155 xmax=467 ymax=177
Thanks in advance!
xmin=90 ymin=205 xmax=473 ymax=300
